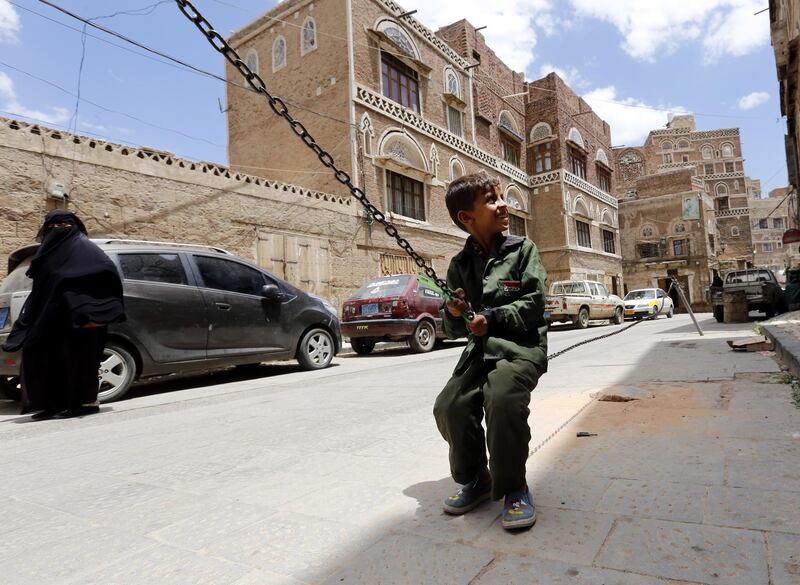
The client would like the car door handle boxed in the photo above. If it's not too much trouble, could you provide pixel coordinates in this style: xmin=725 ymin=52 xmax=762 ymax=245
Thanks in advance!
xmin=215 ymin=302 xmax=231 ymax=311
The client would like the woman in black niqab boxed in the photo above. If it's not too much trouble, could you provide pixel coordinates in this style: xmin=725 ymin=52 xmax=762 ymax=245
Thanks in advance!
xmin=2 ymin=210 xmax=125 ymax=419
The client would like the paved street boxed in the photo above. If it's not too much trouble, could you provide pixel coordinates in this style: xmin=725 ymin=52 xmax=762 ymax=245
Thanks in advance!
xmin=1 ymin=314 xmax=798 ymax=585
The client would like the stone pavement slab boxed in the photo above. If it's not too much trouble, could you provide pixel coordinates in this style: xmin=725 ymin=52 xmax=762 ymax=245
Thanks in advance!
xmin=69 ymin=544 xmax=251 ymax=585
xmin=595 ymin=516 xmax=769 ymax=585
xmin=0 ymin=527 xmax=155 ymax=585
xmin=594 ymin=478 xmax=706 ymax=523
xmin=766 ymin=532 xmax=800 ymax=585
xmin=473 ymin=556 xmax=668 ymax=585
xmin=319 ymin=533 xmax=494 ymax=585
xmin=473 ymin=507 xmax=617 ymax=566
xmin=705 ymin=485 xmax=800 ymax=533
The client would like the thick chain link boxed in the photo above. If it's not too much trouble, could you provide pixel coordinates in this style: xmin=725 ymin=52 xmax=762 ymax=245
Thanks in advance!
xmin=174 ymin=0 xmax=656 ymax=364
xmin=173 ymin=0 xmax=450 ymax=293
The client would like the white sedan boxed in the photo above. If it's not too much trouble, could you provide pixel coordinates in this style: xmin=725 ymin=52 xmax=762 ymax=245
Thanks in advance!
xmin=623 ymin=288 xmax=675 ymax=319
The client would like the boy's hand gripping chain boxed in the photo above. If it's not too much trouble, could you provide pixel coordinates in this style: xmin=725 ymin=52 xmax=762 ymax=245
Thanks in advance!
xmin=415 ymin=272 xmax=475 ymax=322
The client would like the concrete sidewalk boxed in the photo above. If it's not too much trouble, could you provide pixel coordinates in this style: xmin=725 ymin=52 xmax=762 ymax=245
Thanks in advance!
xmin=0 ymin=316 xmax=798 ymax=585
xmin=762 ymin=309 xmax=800 ymax=378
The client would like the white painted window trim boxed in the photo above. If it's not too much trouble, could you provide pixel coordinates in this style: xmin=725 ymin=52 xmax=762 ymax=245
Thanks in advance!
xmin=272 ymin=36 xmax=287 ymax=72
xmin=301 ymin=16 xmax=317 ymax=56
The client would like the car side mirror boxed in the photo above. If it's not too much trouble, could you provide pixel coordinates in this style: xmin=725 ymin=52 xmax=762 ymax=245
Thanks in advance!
xmin=261 ymin=284 xmax=282 ymax=302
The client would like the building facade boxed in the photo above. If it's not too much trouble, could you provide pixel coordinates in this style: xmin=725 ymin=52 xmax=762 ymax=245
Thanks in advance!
xmin=771 ymin=0 xmax=800 ymax=195
xmin=225 ymin=0 xmax=622 ymax=291
xmin=615 ymin=114 xmax=756 ymax=273
xmin=750 ymin=186 xmax=800 ymax=279
xmin=616 ymin=168 xmax=718 ymax=311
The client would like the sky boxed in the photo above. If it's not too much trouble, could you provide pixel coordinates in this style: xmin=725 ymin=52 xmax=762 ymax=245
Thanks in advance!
xmin=0 ymin=0 xmax=787 ymax=194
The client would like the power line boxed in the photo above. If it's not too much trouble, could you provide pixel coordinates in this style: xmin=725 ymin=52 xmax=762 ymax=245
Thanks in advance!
xmin=16 ymin=1 xmax=351 ymax=127
xmin=0 ymin=61 xmax=224 ymax=147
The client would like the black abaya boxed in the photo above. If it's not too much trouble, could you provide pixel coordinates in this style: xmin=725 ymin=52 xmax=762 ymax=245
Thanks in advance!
xmin=3 ymin=210 xmax=125 ymax=413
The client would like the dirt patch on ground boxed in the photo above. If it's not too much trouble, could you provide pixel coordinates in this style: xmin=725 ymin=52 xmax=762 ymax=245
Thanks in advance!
xmin=576 ymin=382 xmax=726 ymax=435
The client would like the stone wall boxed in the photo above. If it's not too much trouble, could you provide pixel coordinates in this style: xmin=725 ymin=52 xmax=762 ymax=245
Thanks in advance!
xmin=0 ymin=117 xmax=464 ymax=310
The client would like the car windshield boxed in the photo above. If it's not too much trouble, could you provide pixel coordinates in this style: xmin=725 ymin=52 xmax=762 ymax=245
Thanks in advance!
xmin=349 ymin=275 xmax=411 ymax=300
xmin=624 ymin=290 xmax=655 ymax=300
xmin=0 ymin=261 xmax=33 ymax=294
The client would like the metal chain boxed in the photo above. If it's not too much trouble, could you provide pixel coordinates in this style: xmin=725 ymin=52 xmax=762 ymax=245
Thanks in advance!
xmin=173 ymin=0 xmax=451 ymax=294
xmin=174 ymin=0 xmax=654 ymax=363
xmin=547 ymin=318 xmax=643 ymax=360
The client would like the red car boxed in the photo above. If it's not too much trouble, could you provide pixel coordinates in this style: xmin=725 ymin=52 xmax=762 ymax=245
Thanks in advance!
xmin=341 ymin=274 xmax=445 ymax=354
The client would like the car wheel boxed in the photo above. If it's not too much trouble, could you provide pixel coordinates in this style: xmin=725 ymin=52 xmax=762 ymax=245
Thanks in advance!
xmin=297 ymin=328 xmax=334 ymax=370
xmin=409 ymin=320 xmax=436 ymax=353
xmin=650 ymin=306 xmax=659 ymax=319
xmin=612 ymin=307 xmax=624 ymax=325
xmin=573 ymin=307 xmax=589 ymax=329
xmin=98 ymin=343 xmax=137 ymax=403
xmin=713 ymin=306 xmax=724 ymax=323
xmin=0 ymin=375 xmax=21 ymax=401
xmin=667 ymin=305 xmax=674 ymax=318
xmin=350 ymin=337 xmax=376 ymax=355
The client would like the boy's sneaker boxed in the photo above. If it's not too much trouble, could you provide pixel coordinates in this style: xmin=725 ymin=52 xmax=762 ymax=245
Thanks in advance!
xmin=443 ymin=476 xmax=492 ymax=515
xmin=501 ymin=487 xmax=536 ymax=530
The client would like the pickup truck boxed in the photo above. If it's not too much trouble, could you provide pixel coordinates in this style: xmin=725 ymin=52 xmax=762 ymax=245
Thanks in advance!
xmin=710 ymin=268 xmax=785 ymax=322
xmin=544 ymin=280 xmax=624 ymax=328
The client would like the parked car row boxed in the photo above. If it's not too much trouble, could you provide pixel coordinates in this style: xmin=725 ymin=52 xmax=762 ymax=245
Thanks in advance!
xmin=0 ymin=240 xmax=342 ymax=403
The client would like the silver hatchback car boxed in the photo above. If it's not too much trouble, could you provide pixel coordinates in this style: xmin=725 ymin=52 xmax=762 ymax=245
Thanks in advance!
xmin=0 ymin=239 xmax=342 ymax=403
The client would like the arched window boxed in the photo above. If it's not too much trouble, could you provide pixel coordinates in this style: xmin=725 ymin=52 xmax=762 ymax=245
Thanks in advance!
xmin=701 ymin=145 xmax=713 ymax=160
xmin=721 ymin=142 xmax=734 ymax=158
xmin=731 ymin=226 xmax=740 ymax=237
xmin=661 ymin=140 xmax=673 ymax=151
xmin=595 ymin=148 xmax=610 ymax=167
xmin=677 ymin=140 xmax=690 ymax=149
xmin=530 ymin=122 xmax=552 ymax=143
xmin=449 ymin=157 xmax=465 ymax=181
xmin=301 ymin=17 xmax=317 ymax=55
xmin=715 ymin=183 xmax=728 ymax=196
xmin=244 ymin=49 xmax=259 ymax=75
xmin=272 ymin=36 xmax=287 ymax=72
xmin=498 ymin=111 xmax=520 ymax=136
xmin=376 ymin=19 xmax=419 ymax=60
xmin=567 ymin=127 xmax=585 ymax=149
xmin=444 ymin=68 xmax=460 ymax=98
xmin=504 ymin=185 xmax=527 ymax=212
xmin=642 ymin=225 xmax=655 ymax=238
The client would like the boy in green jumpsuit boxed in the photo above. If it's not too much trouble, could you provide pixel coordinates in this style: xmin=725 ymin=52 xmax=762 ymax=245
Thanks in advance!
xmin=433 ymin=172 xmax=547 ymax=530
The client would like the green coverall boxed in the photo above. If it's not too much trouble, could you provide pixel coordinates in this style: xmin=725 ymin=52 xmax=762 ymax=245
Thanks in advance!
xmin=433 ymin=234 xmax=548 ymax=500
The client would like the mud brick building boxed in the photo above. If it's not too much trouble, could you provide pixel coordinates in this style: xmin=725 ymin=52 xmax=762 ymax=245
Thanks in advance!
xmin=750 ymin=186 xmax=800 ymax=278
xmin=616 ymin=167 xmax=718 ymax=311
xmin=225 ymin=0 xmax=623 ymax=292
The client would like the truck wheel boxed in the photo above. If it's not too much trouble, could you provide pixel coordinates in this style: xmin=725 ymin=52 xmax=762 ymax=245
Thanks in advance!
xmin=573 ymin=307 xmax=589 ymax=329
xmin=713 ymin=306 xmax=724 ymax=323
xmin=0 ymin=375 xmax=21 ymax=401
xmin=350 ymin=337 xmax=376 ymax=355
xmin=409 ymin=320 xmax=436 ymax=353
xmin=612 ymin=307 xmax=624 ymax=325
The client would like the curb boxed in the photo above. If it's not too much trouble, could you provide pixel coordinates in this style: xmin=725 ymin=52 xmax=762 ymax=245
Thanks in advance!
xmin=761 ymin=318 xmax=800 ymax=378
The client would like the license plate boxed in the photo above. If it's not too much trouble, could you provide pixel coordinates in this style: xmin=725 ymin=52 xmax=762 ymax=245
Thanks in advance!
xmin=0 ymin=307 xmax=7 ymax=329
xmin=361 ymin=303 xmax=379 ymax=315
xmin=624 ymin=309 xmax=634 ymax=316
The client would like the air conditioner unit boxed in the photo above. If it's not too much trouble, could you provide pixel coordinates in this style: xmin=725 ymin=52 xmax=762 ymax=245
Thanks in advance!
xmin=46 ymin=179 xmax=68 ymax=200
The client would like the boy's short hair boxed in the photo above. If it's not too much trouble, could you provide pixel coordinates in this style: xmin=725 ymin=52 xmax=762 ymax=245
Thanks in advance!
xmin=445 ymin=172 xmax=501 ymax=232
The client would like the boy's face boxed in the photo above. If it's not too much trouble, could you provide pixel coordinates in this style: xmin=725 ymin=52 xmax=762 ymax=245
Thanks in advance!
xmin=458 ymin=186 xmax=509 ymax=237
